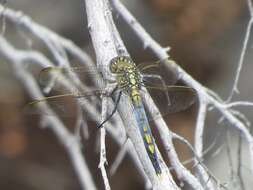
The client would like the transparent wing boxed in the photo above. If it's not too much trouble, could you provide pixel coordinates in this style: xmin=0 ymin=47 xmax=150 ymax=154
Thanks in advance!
xmin=141 ymin=85 xmax=196 ymax=121
xmin=138 ymin=58 xmax=196 ymax=119
xmin=24 ymin=65 xmax=108 ymax=119
xmin=30 ymin=65 xmax=104 ymax=115
xmin=23 ymin=90 xmax=105 ymax=119
xmin=38 ymin=66 xmax=105 ymax=93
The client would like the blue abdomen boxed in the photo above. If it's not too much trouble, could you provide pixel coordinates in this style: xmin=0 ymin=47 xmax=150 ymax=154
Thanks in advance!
xmin=132 ymin=100 xmax=162 ymax=175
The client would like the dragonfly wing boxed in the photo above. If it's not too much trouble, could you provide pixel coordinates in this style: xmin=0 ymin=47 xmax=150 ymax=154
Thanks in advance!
xmin=166 ymin=86 xmax=196 ymax=112
xmin=38 ymin=66 xmax=105 ymax=92
xmin=141 ymin=85 xmax=196 ymax=121
xmin=23 ymin=90 xmax=103 ymax=119
xmin=24 ymin=94 xmax=78 ymax=117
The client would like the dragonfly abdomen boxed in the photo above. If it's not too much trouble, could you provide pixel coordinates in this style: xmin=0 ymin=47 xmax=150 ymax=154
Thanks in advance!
xmin=132 ymin=99 xmax=162 ymax=175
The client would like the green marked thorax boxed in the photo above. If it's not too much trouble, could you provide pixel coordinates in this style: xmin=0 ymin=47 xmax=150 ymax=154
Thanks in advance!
xmin=109 ymin=56 xmax=141 ymax=92
xmin=109 ymin=56 xmax=163 ymax=175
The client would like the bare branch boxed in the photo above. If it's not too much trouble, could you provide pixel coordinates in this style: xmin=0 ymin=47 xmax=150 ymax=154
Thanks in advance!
xmin=0 ymin=36 xmax=97 ymax=190
xmin=226 ymin=0 xmax=253 ymax=101
xmin=84 ymin=0 xmax=181 ymax=189
xmin=228 ymin=18 xmax=253 ymax=100
xmin=237 ymin=132 xmax=246 ymax=190
xmin=99 ymin=86 xmax=111 ymax=190
xmin=194 ymin=96 xmax=216 ymax=189
xmin=225 ymin=101 xmax=253 ymax=108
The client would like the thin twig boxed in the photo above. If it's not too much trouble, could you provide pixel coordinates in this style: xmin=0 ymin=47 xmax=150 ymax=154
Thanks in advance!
xmin=237 ymin=132 xmax=246 ymax=190
xmin=194 ymin=96 xmax=216 ymax=190
xmin=99 ymin=86 xmax=111 ymax=190
xmin=227 ymin=0 xmax=253 ymax=101
xmin=225 ymin=129 xmax=236 ymax=188
xmin=225 ymin=101 xmax=253 ymax=108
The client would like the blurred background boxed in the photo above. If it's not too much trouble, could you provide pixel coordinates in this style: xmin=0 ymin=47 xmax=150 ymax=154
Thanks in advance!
xmin=0 ymin=0 xmax=253 ymax=189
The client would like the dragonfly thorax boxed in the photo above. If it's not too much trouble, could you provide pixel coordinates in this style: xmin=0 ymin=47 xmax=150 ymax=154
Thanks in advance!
xmin=110 ymin=56 xmax=142 ymax=89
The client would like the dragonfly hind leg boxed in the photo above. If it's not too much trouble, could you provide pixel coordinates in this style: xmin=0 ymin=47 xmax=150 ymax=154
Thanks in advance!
xmin=142 ymin=74 xmax=171 ymax=106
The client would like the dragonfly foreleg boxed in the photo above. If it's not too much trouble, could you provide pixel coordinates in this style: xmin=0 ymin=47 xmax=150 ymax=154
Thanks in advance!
xmin=142 ymin=74 xmax=171 ymax=106
xmin=98 ymin=90 xmax=122 ymax=128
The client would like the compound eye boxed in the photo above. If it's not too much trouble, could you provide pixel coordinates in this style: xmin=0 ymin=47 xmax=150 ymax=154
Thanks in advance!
xmin=110 ymin=56 xmax=131 ymax=73
xmin=109 ymin=61 xmax=117 ymax=73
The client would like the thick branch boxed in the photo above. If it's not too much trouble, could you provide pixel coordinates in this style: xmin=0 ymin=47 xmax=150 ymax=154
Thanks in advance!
xmin=84 ymin=0 xmax=180 ymax=189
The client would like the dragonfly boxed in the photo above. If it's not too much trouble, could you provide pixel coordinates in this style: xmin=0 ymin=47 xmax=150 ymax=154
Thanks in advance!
xmin=26 ymin=56 xmax=196 ymax=175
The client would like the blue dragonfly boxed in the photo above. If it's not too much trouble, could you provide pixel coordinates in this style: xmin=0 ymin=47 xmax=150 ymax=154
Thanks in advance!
xmin=26 ymin=56 xmax=196 ymax=175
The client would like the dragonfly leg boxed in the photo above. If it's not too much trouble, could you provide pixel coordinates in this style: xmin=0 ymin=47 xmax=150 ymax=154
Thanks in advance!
xmin=108 ymin=85 xmax=119 ymax=96
xmin=137 ymin=57 xmax=170 ymax=71
xmin=98 ymin=90 xmax=122 ymax=128
xmin=142 ymin=74 xmax=171 ymax=106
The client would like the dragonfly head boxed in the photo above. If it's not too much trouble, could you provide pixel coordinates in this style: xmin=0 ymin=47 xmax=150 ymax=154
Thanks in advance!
xmin=110 ymin=56 xmax=135 ymax=74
